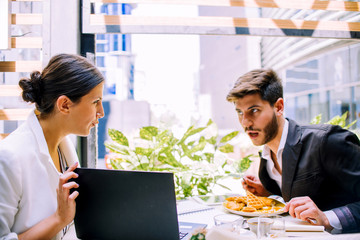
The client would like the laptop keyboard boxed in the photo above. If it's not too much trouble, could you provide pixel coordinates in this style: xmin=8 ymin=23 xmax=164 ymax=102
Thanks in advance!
xmin=179 ymin=231 xmax=188 ymax=239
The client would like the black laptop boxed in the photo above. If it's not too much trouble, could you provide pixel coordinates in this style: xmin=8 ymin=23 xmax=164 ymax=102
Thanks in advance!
xmin=72 ymin=168 xmax=206 ymax=240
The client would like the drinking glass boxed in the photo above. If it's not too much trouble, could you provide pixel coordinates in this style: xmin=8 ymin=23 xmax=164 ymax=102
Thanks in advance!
xmin=247 ymin=215 xmax=274 ymax=239
xmin=268 ymin=215 xmax=286 ymax=238
xmin=213 ymin=214 xmax=245 ymax=234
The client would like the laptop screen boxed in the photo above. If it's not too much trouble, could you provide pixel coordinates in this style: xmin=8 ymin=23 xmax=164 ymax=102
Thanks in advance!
xmin=72 ymin=168 xmax=180 ymax=240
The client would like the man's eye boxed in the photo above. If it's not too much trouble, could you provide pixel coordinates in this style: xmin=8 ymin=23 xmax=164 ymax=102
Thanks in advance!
xmin=251 ymin=109 xmax=259 ymax=113
xmin=237 ymin=111 xmax=243 ymax=116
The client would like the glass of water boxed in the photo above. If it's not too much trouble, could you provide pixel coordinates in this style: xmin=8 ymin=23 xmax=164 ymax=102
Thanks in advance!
xmin=213 ymin=214 xmax=245 ymax=234
xmin=247 ymin=215 xmax=274 ymax=239
xmin=268 ymin=215 xmax=286 ymax=238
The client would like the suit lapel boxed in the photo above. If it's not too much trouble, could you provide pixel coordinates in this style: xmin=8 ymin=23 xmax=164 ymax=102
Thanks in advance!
xmin=259 ymin=156 xmax=282 ymax=195
xmin=281 ymin=119 xmax=303 ymax=202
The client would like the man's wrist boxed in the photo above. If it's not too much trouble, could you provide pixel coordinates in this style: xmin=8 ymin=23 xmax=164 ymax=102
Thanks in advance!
xmin=324 ymin=210 xmax=342 ymax=233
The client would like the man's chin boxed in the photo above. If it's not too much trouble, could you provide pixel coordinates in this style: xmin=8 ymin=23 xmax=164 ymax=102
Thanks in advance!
xmin=250 ymin=138 xmax=264 ymax=146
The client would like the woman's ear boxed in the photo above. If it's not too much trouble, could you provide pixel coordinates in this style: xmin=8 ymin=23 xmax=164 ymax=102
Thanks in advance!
xmin=274 ymin=98 xmax=284 ymax=116
xmin=56 ymin=95 xmax=73 ymax=114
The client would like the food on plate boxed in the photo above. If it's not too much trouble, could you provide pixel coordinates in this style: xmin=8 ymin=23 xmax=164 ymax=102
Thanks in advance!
xmin=224 ymin=191 xmax=284 ymax=214
xmin=246 ymin=190 xmax=265 ymax=209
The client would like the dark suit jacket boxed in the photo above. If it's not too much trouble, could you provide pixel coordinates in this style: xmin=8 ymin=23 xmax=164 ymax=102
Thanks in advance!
xmin=258 ymin=119 xmax=360 ymax=233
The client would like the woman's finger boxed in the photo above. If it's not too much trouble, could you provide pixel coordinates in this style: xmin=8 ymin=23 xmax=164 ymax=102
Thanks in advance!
xmin=69 ymin=190 xmax=79 ymax=200
xmin=65 ymin=162 xmax=79 ymax=173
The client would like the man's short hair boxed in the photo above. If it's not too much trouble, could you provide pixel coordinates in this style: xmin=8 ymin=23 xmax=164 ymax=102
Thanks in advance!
xmin=226 ymin=69 xmax=283 ymax=106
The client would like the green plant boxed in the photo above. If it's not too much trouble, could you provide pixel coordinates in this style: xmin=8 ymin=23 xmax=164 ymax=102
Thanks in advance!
xmin=105 ymin=119 xmax=253 ymax=199
xmin=311 ymin=111 xmax=356 ymax=129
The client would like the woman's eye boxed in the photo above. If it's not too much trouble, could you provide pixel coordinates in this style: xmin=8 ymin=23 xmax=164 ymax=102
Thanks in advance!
xmin=251 ymin=109 xmax=259 ymax=113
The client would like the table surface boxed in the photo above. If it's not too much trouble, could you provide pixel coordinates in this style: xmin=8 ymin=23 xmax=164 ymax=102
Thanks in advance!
xmin=64 ymin=199 xmax=360 ymax=240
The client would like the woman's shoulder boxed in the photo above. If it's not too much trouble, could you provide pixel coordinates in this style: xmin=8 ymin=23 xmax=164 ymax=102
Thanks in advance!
xmin=0 ymin=123 xmax=37 ymax=159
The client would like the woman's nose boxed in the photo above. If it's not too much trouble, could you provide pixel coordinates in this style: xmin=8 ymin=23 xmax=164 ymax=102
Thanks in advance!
xmin=97 ymin=104 xmax=105 ymax=119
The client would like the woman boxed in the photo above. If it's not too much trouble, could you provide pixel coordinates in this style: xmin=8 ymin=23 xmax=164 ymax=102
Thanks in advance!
xmin=0 ymin=54 xmax=105 ymax=239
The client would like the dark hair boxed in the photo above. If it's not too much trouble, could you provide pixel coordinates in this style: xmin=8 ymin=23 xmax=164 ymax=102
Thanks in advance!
xmin=226 ymin=69 xmax=283 ymax=106
xmin=19 ymin=54 xmax=104 ymax=116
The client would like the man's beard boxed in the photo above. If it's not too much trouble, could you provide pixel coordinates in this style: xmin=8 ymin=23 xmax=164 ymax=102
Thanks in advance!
xmin=262 ymin=112 xmax=279 ymax=145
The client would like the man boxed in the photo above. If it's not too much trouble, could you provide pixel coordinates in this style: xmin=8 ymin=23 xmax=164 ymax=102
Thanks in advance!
xmin=226 ymin=69 xmax=360 ymax=233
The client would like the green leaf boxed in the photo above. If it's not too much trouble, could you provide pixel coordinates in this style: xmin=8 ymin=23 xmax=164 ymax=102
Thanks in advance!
xmin=204 ymin=153 xmax=214 ymax=162
xmin=143 ymin=126 xmax=158 ymax=136
xmin=220 ymin=131 xmax=239 ymax=143
xmin=219 ymin=143 xmax=234 ymax=153
xmin=207 ymin=136 xmax=217 ymax=145
xmin=345 ymin=120 xmax=357 ymax=129
xmin=156 ymin=130 xmax=170 ymax=141
xmin=216 ymin=183 xmax=232 ymax=191
xmin=140 ymin=126 xmax=158 ymax=141
xmin=104 ymin=142 xmax=130 ymax=155
xmin=189 ymin=137 xmax=206 ymax=154
xmin=135 ymin=147 xmax=153 ymax=157
xmin=108 ymin=128 xmax=129 ymax=146
xmin=310 ymin=114 xmax=322 ymax=124
xmin=239 ymin=154 xmax=254 ymax=172
xmin=158 ymin=134 xmax=173 ymax=147
xmin=133 ymin=163 xmax=151 ymax=171
xmin=180 ymin=142 xmax=190 ymax=157
xmin=180 ymin=126 xmax=206 ymax=143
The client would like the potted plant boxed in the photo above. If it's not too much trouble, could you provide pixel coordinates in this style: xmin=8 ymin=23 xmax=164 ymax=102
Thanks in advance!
xmin=105 ymin=119 xmax=254 ymax=199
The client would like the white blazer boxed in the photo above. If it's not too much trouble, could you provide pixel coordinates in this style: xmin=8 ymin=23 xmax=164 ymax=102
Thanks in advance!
xmin=0 ymin=111 xmax=79 ymax=240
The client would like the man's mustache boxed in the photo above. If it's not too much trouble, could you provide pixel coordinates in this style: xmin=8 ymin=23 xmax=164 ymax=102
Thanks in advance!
xmin=245 ymin=127 xmax=261 ymax=132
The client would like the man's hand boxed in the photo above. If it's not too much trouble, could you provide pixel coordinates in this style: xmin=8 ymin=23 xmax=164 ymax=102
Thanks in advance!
xmin=242 ymin=174 xmax=270 ymax=196
xmin=284 ymin=196 xmax=332 ymax=230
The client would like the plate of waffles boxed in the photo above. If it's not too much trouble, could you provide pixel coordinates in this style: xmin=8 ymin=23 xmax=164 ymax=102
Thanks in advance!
xmin=223 ymin=191 xmax=285 ymax=217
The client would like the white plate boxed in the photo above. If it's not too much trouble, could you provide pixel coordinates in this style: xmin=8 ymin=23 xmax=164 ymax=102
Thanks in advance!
xmin=223 ymin=197 xmax=285 ymax=217
xmin=224 ymin=206 xmax=285 ymax=217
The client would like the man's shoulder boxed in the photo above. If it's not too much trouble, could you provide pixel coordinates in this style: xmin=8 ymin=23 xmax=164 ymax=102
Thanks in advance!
xmin=287 ymin=118 xmax=358 ymax=144
xmin=288 ymin=118 xmax=342 ymax=134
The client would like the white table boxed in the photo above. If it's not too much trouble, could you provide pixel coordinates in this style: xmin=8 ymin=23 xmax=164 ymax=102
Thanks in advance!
xmin=64 ymin=199 xmax=360 ymax=239
xmin=177 ymin=200 xmax=330 ymax=239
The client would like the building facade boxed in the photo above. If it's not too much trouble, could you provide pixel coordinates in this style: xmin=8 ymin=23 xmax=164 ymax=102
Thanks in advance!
xmin=260 ymin=7 xmax=360 ymax=128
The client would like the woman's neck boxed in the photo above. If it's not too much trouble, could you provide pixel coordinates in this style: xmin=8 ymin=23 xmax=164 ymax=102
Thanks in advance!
xmin=37 ymin=114 xmax=65 ymax=172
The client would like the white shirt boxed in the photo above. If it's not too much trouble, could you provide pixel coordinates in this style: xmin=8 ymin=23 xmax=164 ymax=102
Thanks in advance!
xmin=262 ymin=119 xmax=341 ymax=233
xmin=262 ymin=119 xmax=289 ymax=190
xmin=0 ymin=111 xmax=79 ymax=240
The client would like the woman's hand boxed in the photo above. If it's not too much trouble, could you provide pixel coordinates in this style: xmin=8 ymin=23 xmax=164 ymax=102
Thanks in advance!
xmin=241 ymin=174 xmax=270 ymax=196
xmin=18 ymin=163 xmax=80 ymax=240
xmin=55 ymin=162 xmax=79 ymax=225
xmin=284 ymin=196 xmax=332 ymax=230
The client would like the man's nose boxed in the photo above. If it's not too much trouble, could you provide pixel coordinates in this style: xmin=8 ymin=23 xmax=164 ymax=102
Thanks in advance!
xmin=241 ymin=115 xmax=252 ymax=128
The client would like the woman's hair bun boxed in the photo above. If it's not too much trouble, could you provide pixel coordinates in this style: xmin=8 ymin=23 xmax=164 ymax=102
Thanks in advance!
xmin=19 ymin=70 xmax=42 ymax=103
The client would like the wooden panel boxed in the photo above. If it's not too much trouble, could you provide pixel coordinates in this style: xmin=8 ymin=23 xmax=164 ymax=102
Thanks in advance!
xmin=0 ymin=109 xmax=32 ymax=121
xmin=11 ymin=14 xmax=42 ymax=25
xmin=90 ymin=15 xmax=360 ymax=32
xmin=0 ymin=134 xmax=9 ymax=140
xmin=0 ymin=61 xmax=42 ymax=72
xmin=90 ymin=0 xmax=360 ymax=12
xmin=0 ymin=85 xmax=22 ymax=97
xmin=11 ymin=37 xmax=42 ymax=49
xmin=88 ymin=15 xmax=360 ymax=38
